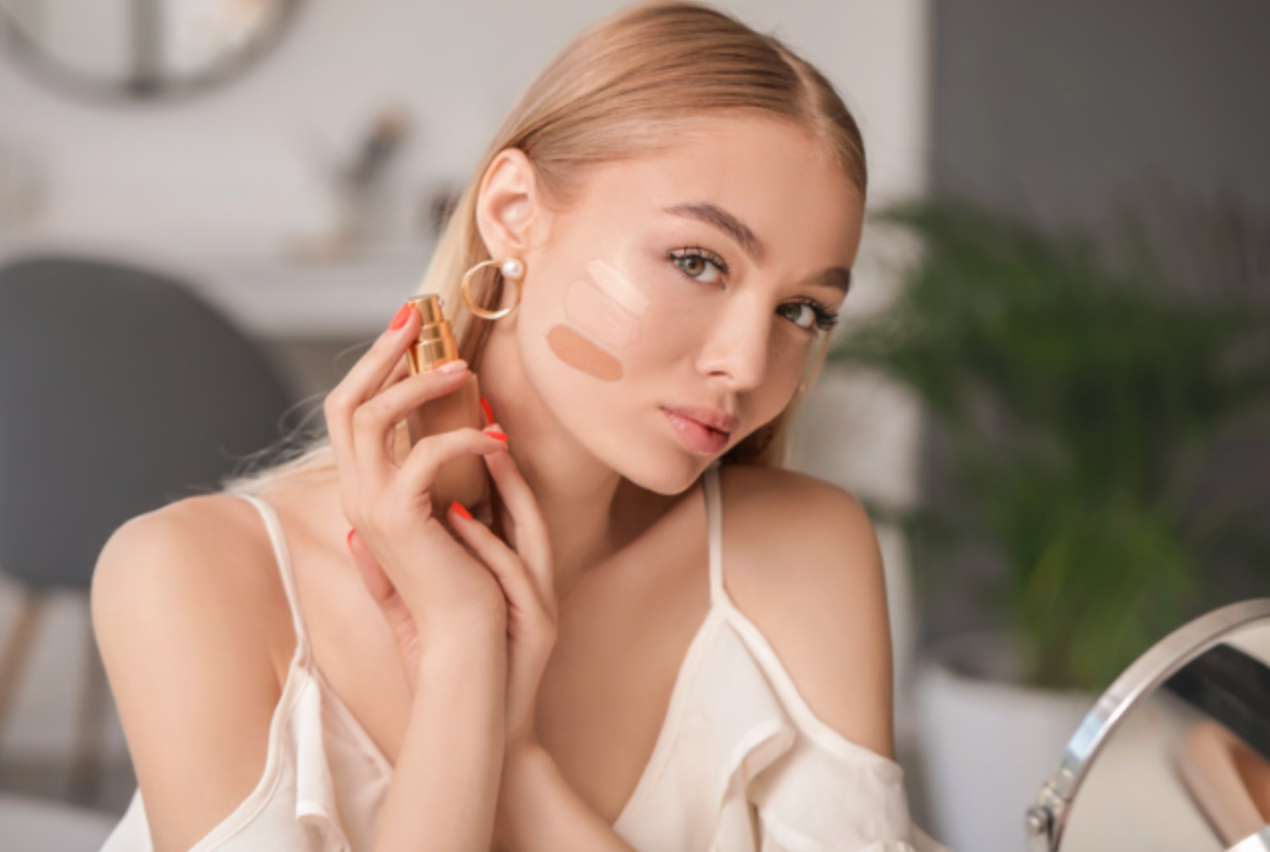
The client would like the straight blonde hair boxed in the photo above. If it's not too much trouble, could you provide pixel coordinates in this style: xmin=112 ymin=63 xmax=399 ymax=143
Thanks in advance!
xmin=222 ymin=0 xmax=866 ymax=496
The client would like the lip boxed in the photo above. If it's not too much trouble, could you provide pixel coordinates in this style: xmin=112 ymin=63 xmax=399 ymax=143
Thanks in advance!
xmin=661 ymin=405 xmax=739 ymax=455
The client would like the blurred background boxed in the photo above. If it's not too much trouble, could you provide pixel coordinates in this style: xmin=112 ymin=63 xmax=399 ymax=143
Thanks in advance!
xmin=0 ymin=1 xmax=1267 ymax=850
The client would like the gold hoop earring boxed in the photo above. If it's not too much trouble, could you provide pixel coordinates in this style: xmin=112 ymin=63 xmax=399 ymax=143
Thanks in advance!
xmin=460 ymin=257 xmax=525 ymax=320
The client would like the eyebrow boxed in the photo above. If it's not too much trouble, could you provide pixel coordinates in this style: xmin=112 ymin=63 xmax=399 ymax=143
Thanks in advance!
xmin=812 ymin=267 xmax=853 ymax=294
xmin=663 ymin=202 xmax=767 ymax=262
xmin=661 ymin=201 xmax=853 ymax=295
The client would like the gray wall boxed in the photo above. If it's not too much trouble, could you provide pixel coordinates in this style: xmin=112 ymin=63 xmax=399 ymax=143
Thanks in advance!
xmin=931 ymin=0 xmax=1270 ymax=228
xmin=920 ymin=0 xmax=1270 ymax=643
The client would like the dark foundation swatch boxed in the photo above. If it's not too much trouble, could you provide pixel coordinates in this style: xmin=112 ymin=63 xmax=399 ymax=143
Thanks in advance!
xmin=547 ymin=324 xmax=623 ymax=382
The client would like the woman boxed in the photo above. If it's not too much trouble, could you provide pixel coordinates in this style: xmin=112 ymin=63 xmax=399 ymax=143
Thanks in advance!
xmin=92 ymin=2 xmax=942 ymax=850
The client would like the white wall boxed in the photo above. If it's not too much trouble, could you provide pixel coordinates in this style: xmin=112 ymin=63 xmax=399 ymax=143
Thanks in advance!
xmin=0 ymin=0 xmax=929 ymax=772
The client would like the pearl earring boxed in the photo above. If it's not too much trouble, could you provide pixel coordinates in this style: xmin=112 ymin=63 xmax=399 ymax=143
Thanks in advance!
xmin=459 ymin=257 xmax=525 ymax=320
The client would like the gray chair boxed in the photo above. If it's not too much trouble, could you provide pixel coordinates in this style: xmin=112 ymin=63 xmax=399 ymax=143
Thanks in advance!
xmin=0 ymin=255 xmax=295 ymax=807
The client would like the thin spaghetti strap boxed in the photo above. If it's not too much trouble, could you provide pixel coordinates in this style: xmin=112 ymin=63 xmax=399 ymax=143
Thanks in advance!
xmin=230 ymin=492 xmax=312 ymax=666
xmin=703 ymin=462 xmax=727 ymax=607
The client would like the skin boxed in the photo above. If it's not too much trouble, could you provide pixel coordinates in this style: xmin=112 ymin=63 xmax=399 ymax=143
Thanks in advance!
xmin=476 ymin=114 xmax=862 ymax=596
xmin=91 ymin=114 xmax=895 ymax=852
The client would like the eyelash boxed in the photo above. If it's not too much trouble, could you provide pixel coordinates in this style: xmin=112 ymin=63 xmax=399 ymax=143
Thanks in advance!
xmin=667 ymin=246 xmax=840 ymax=334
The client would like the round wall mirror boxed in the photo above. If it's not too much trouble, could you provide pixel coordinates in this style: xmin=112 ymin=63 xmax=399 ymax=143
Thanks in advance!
xmin=0 ymin=0 xmax=303 ymax=103
xmin=1027 ymin=598 xmax=1270 ymax=851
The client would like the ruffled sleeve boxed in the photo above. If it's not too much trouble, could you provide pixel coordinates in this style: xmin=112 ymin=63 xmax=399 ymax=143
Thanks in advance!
xmin=98 ymin=665 xmax=367 ymax=852
xmin=191 ymin=670 xmax=354 ymax=852
xmin=613 ymin=610 xmax=949 ymax=852
xmin=742 ymin=735 xmax=916 ymax=852
xmin=290 ymin=676 xmax=350 ymax=852
xmin=707 ymin=615 xmax=921 ymax=852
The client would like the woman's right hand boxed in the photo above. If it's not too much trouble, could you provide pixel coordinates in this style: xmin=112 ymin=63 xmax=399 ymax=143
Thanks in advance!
xmin=324 ymin=302 xmax=511 ymax=650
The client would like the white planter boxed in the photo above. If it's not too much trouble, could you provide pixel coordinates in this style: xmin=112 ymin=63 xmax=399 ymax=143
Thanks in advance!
xmin=913 ymin=632 xmax=1096 ymax=852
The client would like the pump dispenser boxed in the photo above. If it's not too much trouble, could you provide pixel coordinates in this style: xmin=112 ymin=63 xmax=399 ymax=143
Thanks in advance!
xmin=403 ymin=295 xmax=489 ymax=515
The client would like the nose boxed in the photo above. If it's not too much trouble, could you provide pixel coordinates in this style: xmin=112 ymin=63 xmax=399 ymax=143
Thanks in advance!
xmin=695 ymin=295 xmax=771 ymax=392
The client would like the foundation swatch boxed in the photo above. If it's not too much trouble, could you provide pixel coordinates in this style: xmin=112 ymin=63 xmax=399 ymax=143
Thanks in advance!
xmin=547 ymin=325 xmax=624 ymax=381
xmin=587 ymin=259 xmax=649 ymax=316
xmin=565 ymin=278 xmax=641 ymax=349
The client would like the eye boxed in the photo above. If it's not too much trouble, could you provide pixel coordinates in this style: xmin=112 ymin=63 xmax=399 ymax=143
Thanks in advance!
xmin=778 ymin=299 xmax=840 ymax=334
xmin=669 ymin=247 xmax=727 ymax=285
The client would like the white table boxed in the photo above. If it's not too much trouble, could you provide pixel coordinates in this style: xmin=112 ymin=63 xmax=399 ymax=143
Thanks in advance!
xmin=0 ymin=232 xmax=438 ymax=340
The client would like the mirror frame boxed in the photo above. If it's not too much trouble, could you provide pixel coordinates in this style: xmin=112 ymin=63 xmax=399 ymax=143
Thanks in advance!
xmin=0 ymin=0 xmax=305 ymax=106
xmin=1026 ymin=597 xmax=1270 ymax=851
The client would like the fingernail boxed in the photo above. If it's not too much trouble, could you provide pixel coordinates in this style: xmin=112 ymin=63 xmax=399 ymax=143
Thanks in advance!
xmin=389 ymin=303 xmax=414 ymax=331
xmin=450 ymin=501 xmax=472 ymax=520
xmin=437 ymin=359 xmax=468 ymax=374
xmin=480 ymin=396 xmax=494 ymax=426
xmin=346 ymin=528 xmax=356 ymax=550
xmin=485 ymin=426 xmax=508 ymax=442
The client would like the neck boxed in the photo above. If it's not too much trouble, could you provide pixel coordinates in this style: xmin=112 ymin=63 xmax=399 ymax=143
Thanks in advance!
xmin=476 ymin=323 xmax=652 ymax=602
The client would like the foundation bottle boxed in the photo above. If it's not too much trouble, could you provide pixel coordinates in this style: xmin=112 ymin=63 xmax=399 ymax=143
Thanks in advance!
xmin=403 ymin=294 xmax=489 ymax=515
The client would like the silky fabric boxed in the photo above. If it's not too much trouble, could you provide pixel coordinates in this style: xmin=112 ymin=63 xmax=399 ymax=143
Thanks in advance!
xmin=99 ymin=462 xmax=947 ymax=851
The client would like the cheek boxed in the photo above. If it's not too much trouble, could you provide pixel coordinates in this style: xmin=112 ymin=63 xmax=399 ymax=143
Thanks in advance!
xmin=518 ymin=263 xmax=632 ymax=385
xmin=546 ymin=325 xmax=624 ymax=382
xmin=561 ymin=263 xmax=644 ymax=352
xmin=766 ymin=350 xmax=808 ymax=414
xmin=537 ymin=256 xmax=673 ymax=384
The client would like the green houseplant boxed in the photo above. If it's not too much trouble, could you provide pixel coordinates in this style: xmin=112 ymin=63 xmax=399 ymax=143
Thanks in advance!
xmin=833 ymin=196 xmax=1270 ymax=693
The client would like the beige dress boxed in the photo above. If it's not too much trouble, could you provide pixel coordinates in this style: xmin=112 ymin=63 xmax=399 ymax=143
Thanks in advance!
xmin=99 ymin=463 xmax=948 ymax=852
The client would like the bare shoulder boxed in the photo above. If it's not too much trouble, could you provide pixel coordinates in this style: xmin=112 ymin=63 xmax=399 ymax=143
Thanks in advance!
xmin=91 ymin=492 xmax=291 ymax=852
xmin=715 ymin=464 xmax=895 ymax=760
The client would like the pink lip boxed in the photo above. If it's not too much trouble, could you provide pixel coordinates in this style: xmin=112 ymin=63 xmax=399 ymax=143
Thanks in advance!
xmin=661 ymin=406 xmax=737 ymax=455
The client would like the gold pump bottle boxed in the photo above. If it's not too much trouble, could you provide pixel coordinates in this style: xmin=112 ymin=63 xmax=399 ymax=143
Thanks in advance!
xmin=402 ymin=295 xmax=489 ymax=515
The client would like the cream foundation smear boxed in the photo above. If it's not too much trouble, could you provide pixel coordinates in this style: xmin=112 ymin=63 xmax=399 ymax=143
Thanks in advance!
xmin=548 ymin=259 xmax=650 ymax=382
xmin=585 ymin=259 xmax=649 ymax=317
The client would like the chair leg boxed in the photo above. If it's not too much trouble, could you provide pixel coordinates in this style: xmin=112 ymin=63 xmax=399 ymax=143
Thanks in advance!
xmin=67 ymin=606 xmax=108 ymax=807
xmin=0 ymin=590 xmax=44 ymax=751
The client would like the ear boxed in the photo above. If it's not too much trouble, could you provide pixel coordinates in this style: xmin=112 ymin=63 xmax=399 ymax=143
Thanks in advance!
xmin=475 ymin=147 xmax=549 ymax=260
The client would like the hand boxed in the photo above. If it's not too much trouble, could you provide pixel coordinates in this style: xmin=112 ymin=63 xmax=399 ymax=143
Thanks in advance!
xmin=349 ymin=416 xmax=558 ymax=749
xmin=452 ymin=421 xmax=557 ymax=750
xmin=325 ymin=303 xmax=512 ymax=655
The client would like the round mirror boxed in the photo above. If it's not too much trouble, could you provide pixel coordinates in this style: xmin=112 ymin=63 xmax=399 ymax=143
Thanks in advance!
xmin=1027 ymin=598 xmax=1270 ymax=851
xmin=0 ymin=0 xmax=302 ymax=103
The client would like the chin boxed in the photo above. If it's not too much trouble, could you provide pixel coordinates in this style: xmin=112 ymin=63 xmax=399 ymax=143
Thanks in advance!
xmin=613 ymin=446 xmax=711 ymax=496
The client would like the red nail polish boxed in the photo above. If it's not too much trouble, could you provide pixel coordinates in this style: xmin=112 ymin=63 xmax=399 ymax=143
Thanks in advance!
xmin=388 ymin=304 xmax=413 ymax=330
xmin=346 ymin=528 xmax=356 ymax=550
xmin=450 ymin=501 xmax=473 ymax=520
xmin=485 ymin=428 xmax=508 ymax=441
xmin=480 ymin=396 xmax=494 ymax=426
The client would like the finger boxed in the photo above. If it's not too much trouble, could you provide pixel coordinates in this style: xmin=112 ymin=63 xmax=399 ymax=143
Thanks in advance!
xmin=325 ymin=304 xmax=422 ymax=514
xmin=481 ymin=425 xmax=554 ymax=609
xmin=374 ymin=353 xmax=412 ymax=396
xmin=372 ymin=355 xmax=411 ymax=466
xmin=396 ymin=427 xmax=509 ymax=498
xmin=338 ymin=303 xmax=422 ymax=408
xmin=347 ymin=528 xmax=395 ymax=604
xmin=447 ymin=503 xmax=552 ymax=629
xmin=349 ymin=529 xmax=421 ymax=679
xmin=351 ymin=362 xmax=471 ymax=481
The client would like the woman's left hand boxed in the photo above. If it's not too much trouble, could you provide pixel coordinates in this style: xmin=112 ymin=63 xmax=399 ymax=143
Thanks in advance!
xmin=348 ymin=420 xmax=558 ymax=751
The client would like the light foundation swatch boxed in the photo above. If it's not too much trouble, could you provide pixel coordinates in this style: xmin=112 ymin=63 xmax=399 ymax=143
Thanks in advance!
xmin=564 ymin=279 xmax=641 ymax=349
xmin=587 ymin=259 xmax=649 ymax=316
xmin=547 ymin=259 xmax=649 ymax=383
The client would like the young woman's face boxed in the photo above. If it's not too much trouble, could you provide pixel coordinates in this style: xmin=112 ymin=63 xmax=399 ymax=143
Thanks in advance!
xmin=510 ymin=115 xmax=864 ymax=494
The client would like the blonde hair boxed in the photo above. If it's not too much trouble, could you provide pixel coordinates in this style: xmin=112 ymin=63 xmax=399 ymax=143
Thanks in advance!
xmin=222 ymin=0 xmax=866 ymax=496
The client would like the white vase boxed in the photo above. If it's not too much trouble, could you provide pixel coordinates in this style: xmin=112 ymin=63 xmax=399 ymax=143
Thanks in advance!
xmin=912 ymin=631 xmax=1096 ymax=852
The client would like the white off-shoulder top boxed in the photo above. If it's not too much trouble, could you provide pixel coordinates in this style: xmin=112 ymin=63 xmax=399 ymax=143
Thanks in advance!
xmin=99 ymin=463 xmax=948 ymax=852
